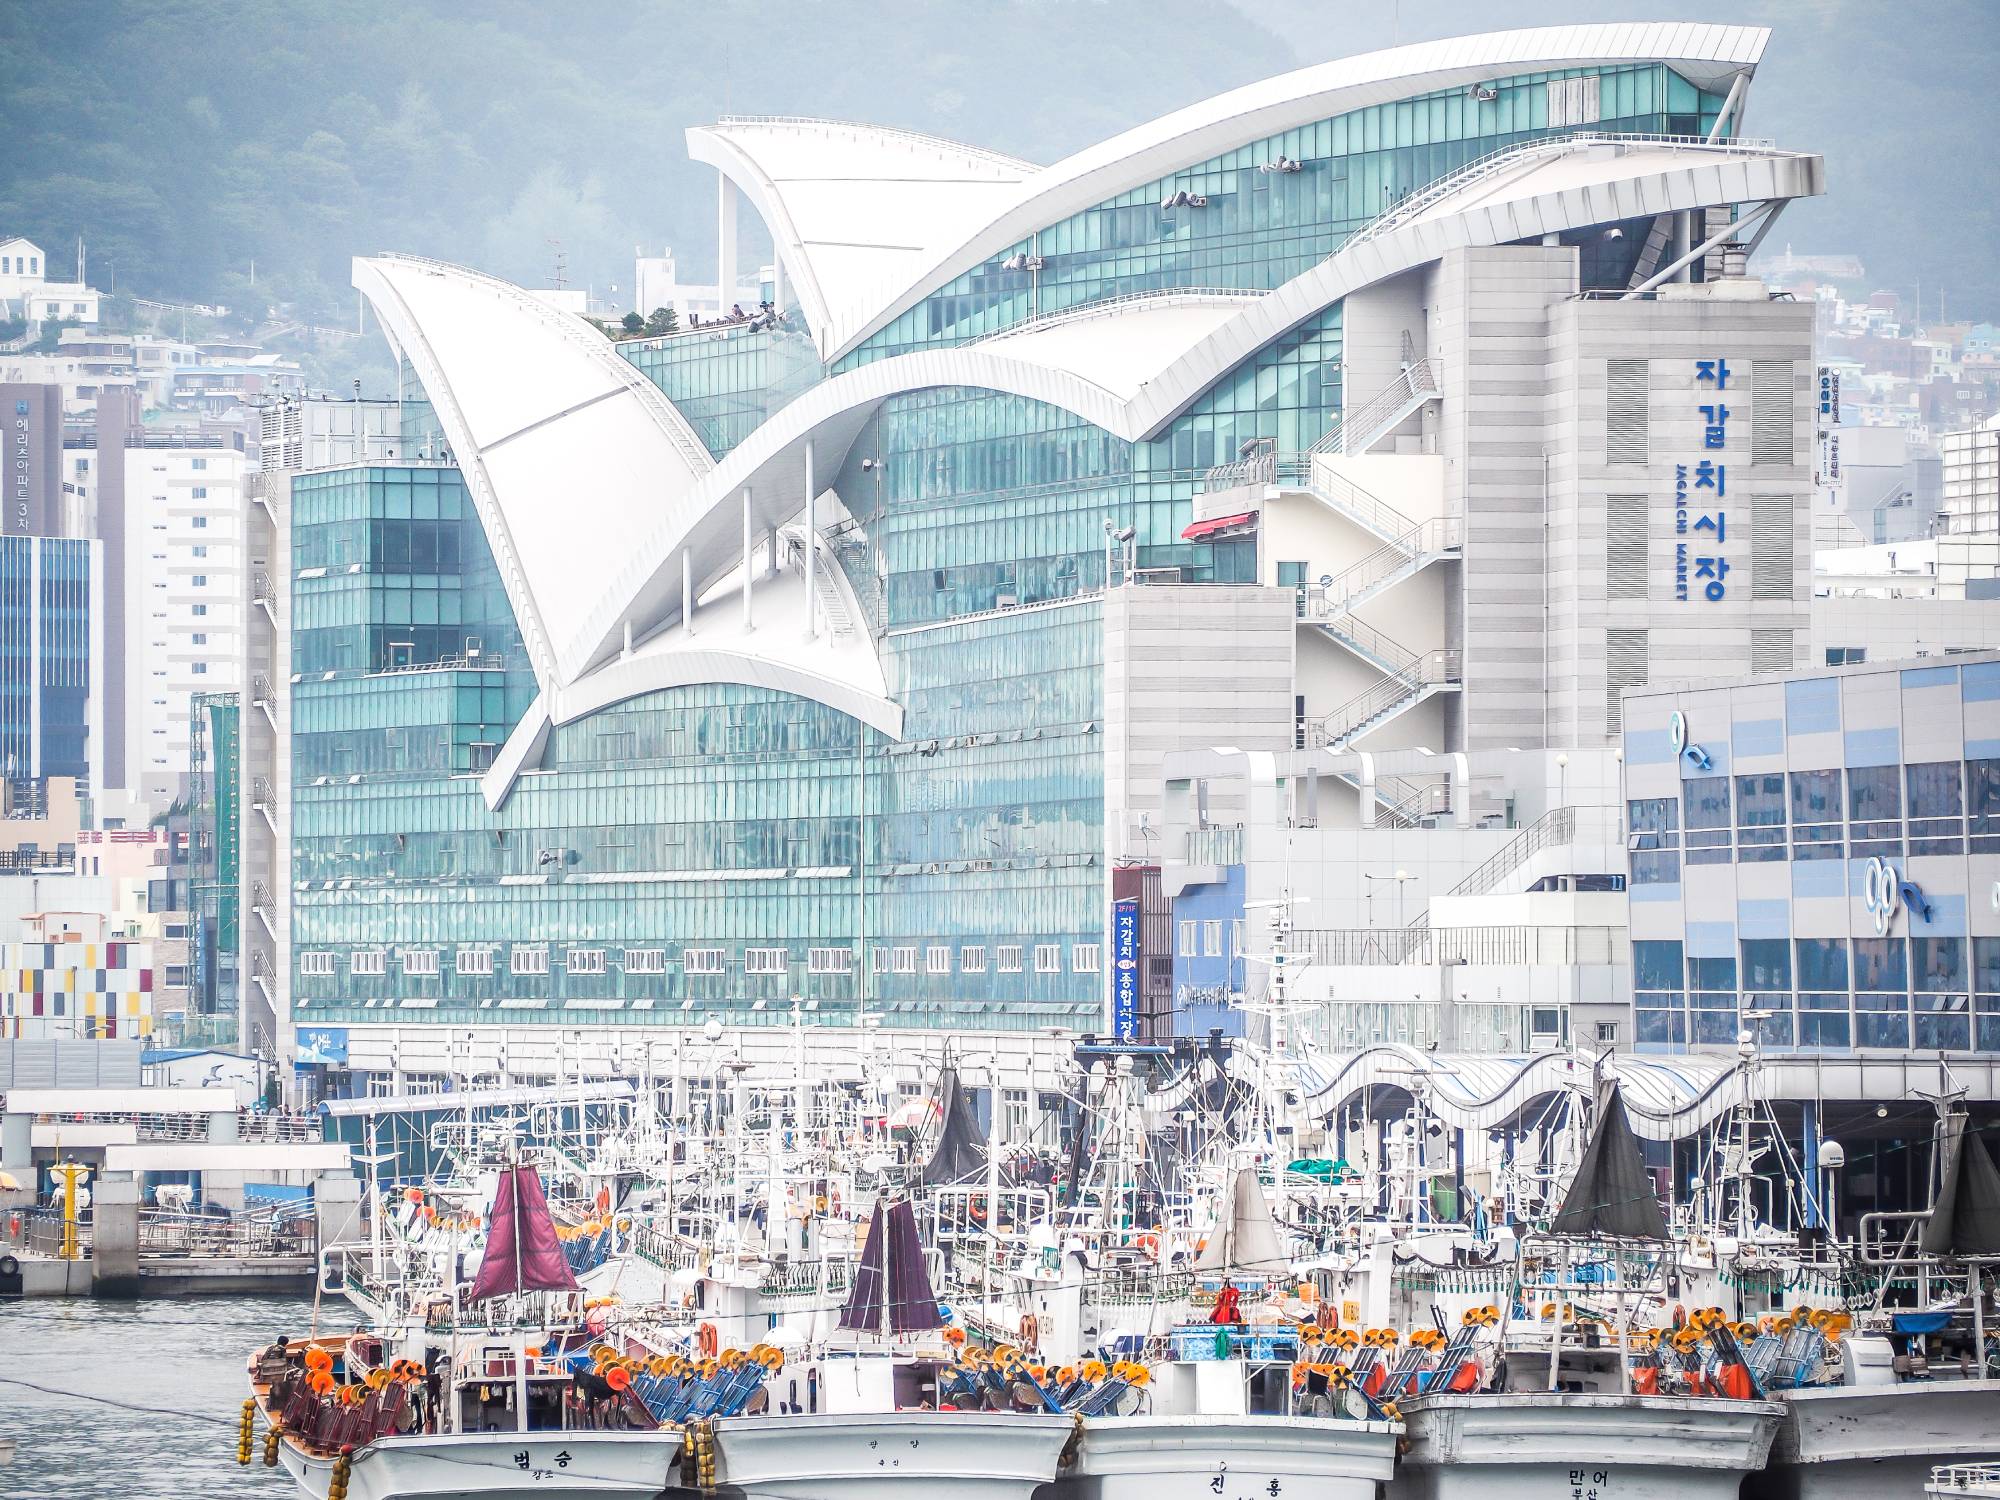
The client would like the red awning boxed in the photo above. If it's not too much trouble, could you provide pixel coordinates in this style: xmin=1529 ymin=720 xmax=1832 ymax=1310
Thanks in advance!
xmin=1180 ymin=511 xmax=1258 ymax=541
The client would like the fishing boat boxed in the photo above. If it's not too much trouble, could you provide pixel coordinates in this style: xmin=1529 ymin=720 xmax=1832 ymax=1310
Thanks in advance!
xmin=1750 ymin=1091 xmax=2000 ymax=1500
xmin=1387 ymin=1074 xmax=1786 ymax=1500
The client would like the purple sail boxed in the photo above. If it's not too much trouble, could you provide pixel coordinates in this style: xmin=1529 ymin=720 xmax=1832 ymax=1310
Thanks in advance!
xmin=467 ymin=1164 xmax=581 ymax=1301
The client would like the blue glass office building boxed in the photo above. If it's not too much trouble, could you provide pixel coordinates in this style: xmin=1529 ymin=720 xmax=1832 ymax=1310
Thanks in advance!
xmin=0 ymin=534 xmax=97 ymax=790
xmin=286 ymin=25 xmax=1815 ymax=1052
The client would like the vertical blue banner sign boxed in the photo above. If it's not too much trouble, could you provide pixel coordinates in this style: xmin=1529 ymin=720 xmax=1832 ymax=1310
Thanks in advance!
xmin=1112 ymin=898 xmax=1140 ymax=1042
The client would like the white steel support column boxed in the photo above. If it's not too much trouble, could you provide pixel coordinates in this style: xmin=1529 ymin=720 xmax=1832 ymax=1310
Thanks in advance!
xmin=741 ymin=488 xmax=755 ymax=632
xmin=772 ymin=252 xmax=786 ymax=315
xmin=803 ymin=438 xmax=817 ymax=641
xmin=682 ymin=550 xmax=696 ymax=637
xmin=717 ymin=174 xmax=738 ymax=307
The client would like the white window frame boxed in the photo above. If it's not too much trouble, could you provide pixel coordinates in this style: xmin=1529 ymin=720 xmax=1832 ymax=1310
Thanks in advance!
xmin=565 ymin=947 xmax=606 ymax=975
xmin=1179 ymin=921 xmax=1197 ymax=957
xmin=925 ymin=945 xmax=952 ymax=975
xmin=745 ymin=947 xmax=788 ymax=975
xmin=960 ymin=946 xmax=987 ymax=974
xmin=1035 ymin=943 xmax=1061 ymax=973
xmin=351 ymin=949 xmax=386 ymax=977
xmin=808 ymin=947 xmax=854 ymax=975
xmin=624 ymin=948 xmax=666 ymax=974
xmin=1072 ymin=943 xmax=1102 ymax=974
xmin=400 ymin=947 xmax=439 ymax=976
xmin=892 ymin=946 xmax=917 ymax=974
xmin=1203 ymin=920 xmax=1223 ymax=957
xmin=511 ymin=948 xmax=549 ymax=976
xmin=455 ymin=948 xmax=493 ymax=976
xmin=683 ymin=947 xmax=725 ymax=976
xmin=299 ymin=951 xmax=334 ymax=977
xmin=997 ymin=944 xmax=1023 ymax=973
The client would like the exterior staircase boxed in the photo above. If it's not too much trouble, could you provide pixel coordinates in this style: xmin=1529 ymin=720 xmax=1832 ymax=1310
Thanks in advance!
xmin=1308 ymin=357 xmax=1443 ymax=458
xmin=1302 ymin=514 xmax=1461 ymax=620
xmin=779 ymin=524 xmax=862 ymax=642
xmin=1308 ymin=647 xmax=1462 ymax=751
xmin=1329 ymin=769 xmax=1453 ymax=829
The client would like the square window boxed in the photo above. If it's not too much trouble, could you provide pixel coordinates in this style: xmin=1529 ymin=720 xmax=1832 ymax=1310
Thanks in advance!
xmin=400 ymin=948 xmax=438 ymax=976
xmin=807 ymin=947 xmax=853 ymax=975
xmin=960 ymin=946 xmax=987 ymax=973
xmin=1035 ymin=943 xmax=1061 ymax=973
xmin=511 ymin=948 xmax=549 ymax=976
xmin=351 ymin=950 xmax=385 ymax=976
xmin=998 ymin=945 xmax=1024 ymax=973
xmin=892 ymin=946 xmax=917 ymax=974
xmin=299 ymin=952 xmax=334 ymax=977
xmin=926 ymin=945 xmax=952 ymax=975
xmin=1072 ymin=943 xmax=1102 ymax=973
xmin=456 ymin=949 xmax=492 ymax=976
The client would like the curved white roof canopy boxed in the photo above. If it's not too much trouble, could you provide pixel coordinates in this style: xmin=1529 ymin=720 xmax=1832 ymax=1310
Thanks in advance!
xmin=1126 ymin=135 xmax=1825 ymax=437
xmin=579 ymin=134 xmax=1822 ymax=683
xmin=687 ymin=118 xmax=1036 ymax=360
xmin=1292 ymin=1044 xmax=1747 ymax=1142
xmin=372 ymin=132 xmax=1819 ymax=804
xmin=698 ymin=23 xmax=1770 ymax=361
xmin=353 ymin=255 xmax=713 ymax=691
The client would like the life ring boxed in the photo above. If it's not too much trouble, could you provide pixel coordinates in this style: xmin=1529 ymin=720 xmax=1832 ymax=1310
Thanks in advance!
xmin=1019 ymin=1313 xmax=1040 ymax=1349
xmin=0 ymin=1253 xmax=16 ymax=1276
xmin=698 ymin=1323 xmax=719 ymax=1358
xmin=1135 ymin=1232 xmax=1159 ymax=1260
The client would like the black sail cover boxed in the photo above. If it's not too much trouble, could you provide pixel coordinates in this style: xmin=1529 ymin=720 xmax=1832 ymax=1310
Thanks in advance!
xmin=1921 ymin=1120 xmax=2000 ymax=1258
xmin=839 ymin=1199 xmax=942 ymax=1332
xmin=1549 ymin=1078 xmax=1668 ymax=1240
xmin=919 ymin=1066 xmax=988 ymax=1187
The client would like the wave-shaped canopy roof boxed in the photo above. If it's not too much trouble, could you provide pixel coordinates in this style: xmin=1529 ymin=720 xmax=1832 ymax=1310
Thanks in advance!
xmin=695 ymin=22 xmax=1771 ymax=360
xmin=687 ymin=117 xmax=1036 ymax=355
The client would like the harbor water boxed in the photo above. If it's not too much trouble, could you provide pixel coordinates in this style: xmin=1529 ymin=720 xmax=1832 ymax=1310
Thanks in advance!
xmin=0 ymin=1294 xmax=314 ymax=1499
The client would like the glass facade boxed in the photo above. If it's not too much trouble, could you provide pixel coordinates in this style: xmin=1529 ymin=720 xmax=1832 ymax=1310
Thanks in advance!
xmin=0 ymin=536 xmax=93 ymax=785
xmin=1628 ymin=659 xmax=2000 ymax=1055
xmin=620 ymin=323 xmax=825 ymax=459
xmin=846 ymin=64 xmax=1725 ymax=364
xmin=291 ymin=399 xmax=1113 ymax=1031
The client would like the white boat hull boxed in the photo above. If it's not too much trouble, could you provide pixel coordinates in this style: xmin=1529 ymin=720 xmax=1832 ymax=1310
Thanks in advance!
xmin=1751 ymin=1381 xmax=2000 ymax=1500
xmin=275 ymin=1431 xmax=677 ymax=1500
xmin=711 ymin=1411 xmax=1075 ymax=1500
xmin=1054 ymin=1414 xmax=1399 ymax=1500
xmin=1387 ymin=1393 xmax=1784 ymax=1500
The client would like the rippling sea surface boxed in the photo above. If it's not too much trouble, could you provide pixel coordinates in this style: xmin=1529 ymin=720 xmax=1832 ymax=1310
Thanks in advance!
xmin=1 ymin=1292 xmax=316 ymax=1500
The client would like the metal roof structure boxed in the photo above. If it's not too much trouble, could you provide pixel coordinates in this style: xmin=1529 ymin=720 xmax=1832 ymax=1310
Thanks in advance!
xmin=694 ymin=23 xmax=1772 ymax=359
xmin=686 ymin=117 xmax=1035 ymax=357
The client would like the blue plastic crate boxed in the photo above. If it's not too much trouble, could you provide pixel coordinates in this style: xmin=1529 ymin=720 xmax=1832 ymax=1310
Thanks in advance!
xmin=1169 ymin=1326 xmax=1230 ymax=1361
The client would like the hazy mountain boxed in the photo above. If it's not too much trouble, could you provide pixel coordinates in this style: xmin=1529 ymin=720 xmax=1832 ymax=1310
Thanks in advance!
xmin=1 ymin=0 xmax=1991 ymax=392
xmin=0 ymin=0 xmax=1295 ymax=342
